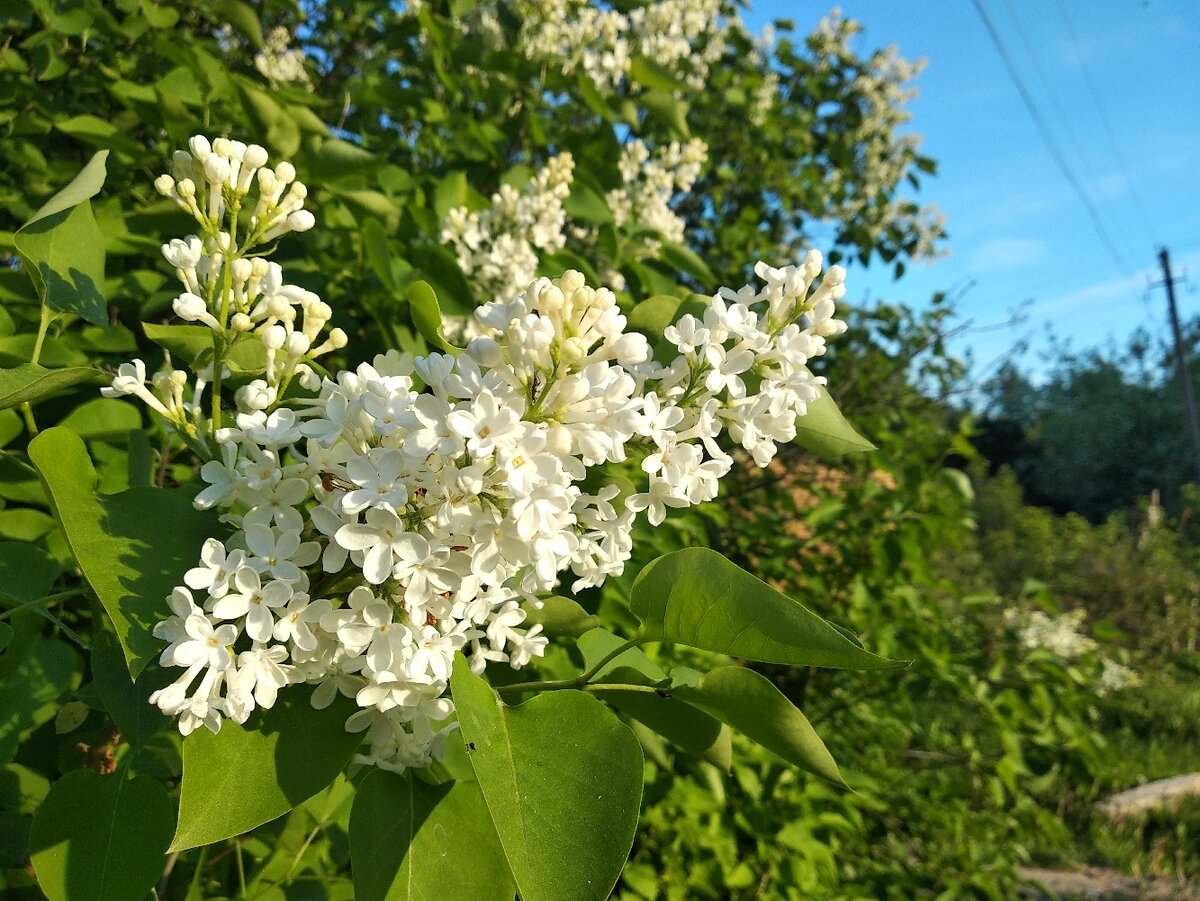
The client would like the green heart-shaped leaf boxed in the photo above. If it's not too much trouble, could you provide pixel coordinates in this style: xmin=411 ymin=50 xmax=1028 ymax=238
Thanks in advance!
xmin=451 ymin=657 xmax=643 ymax=901
xmin=349 ymin=769 xmax=514 ymax=901
xmin=170 ymin=691 xmax=361 ymax=851
xmin=30 ymin=769 xmax=173 ymax=901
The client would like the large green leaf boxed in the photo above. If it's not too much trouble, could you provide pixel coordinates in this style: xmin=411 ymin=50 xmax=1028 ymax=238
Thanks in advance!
xmin=631 ymin=547 xmax=897 ymax=669
xmin=0 ymin=364 xmax=102 ymax=411
xmin=672 ymin=666 xmax=843 ymax=785
xmin=794 ymin=385 xmax=876 ymax=456
xmin=349 ymin=770 xmax=514 ymax=901
xmin=433 ymin=169 xmax=468 ymax=221
xmin=659 ymin=241 xmax=715 ymax=285
xmin=30 ymin=769 xmax=173 ymax=901
xmin=170 ymin=691 xmax=361 ymax=851
xmin=563 ymin=181 xmax=613 ymax=226
xmin=13 ymin=151 xmax=109 ymax=325
xmin=0 ymin=638 xmax=79 ymax=764
xmin=215 ymin=0 xmax=264 ymax=47
xmin=450 ymin=657 xmax=643 ymax=901
xmin=627 ymin=295 xmax=684 ymax=345
xmin=28 ymin=427 xmax=219 ymax=676
xmin=362 ymin=218 xmax=397 ymax=290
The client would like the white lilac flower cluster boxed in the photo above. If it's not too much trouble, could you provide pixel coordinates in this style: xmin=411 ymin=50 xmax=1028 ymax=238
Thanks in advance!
xmin=254 ymin=26 xmax=312 ymax=89
xmin=103 ymin=138 xmax=345 ymax=439
xmin=441 ymin=154 xmax=574 ymax=304
xmin=1003 ymin=608 xmax=1140 ymax=696
xmin=444 ymin=140 xmax=706 ymax=303
xmin=519 ymin=0 xmax=725 ymax=92
xmin=810 ymin=11 xmax=944 ymax=259
xmin=607 ymin=138 xmax=708 ymax=251
xmin=113 ymin=140 xmax=850 ymax=772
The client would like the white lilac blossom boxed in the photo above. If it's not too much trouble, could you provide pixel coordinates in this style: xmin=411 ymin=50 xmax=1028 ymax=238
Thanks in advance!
xmin=518 ymin=0 xmax=725 ymax=92
xmin=115 ymin=141 xmax=851 ymax=773
xmin=106 ymin=138 xmax=345 ymax=442
xmin=441 ymin=153 xmax=574 ymax=304
xmin=810 ymin=11 xmax=945 ymax=259
xmin=254 ymin=26 xmax=312 ymax=89
xmin=607 ymin=139 xmax=708 ymax=252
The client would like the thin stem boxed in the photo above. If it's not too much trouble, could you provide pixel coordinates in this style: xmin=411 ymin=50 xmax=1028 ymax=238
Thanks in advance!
xmin=0 ymin=588 xmax=87 ymax=621
xmin=497 ymin=637 xmax=648 ymax=695
xmin=581 ymin=683 xmax=662 ymax=694
xmin=281 ymin=826 xmax=321 ymax=886
xmin=211 ymin=332 xmax=225 ymax=434
xmin=34 ymin=607 xmax=89 ymax=648
xmin=18 ymin=403 xmax=37 ymax=436
xmin=0 ymin=448 xmax=37 ymax=475
xmin=235 ymin=838 xmax=247 ymax=898
xmin=30 ymin=304 xmax=53 ymax=366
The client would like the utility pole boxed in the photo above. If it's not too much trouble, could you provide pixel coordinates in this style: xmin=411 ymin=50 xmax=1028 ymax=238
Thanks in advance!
xmin=1157 ymin=248 xmax=1200 ymax=484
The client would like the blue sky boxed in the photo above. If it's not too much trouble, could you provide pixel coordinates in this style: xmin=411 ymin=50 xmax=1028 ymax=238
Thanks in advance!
xmin=744 ymin=1 xmax=1200 ymax=383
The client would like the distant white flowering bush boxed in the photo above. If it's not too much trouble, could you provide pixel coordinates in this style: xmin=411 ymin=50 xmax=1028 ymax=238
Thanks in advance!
xmin=1004 ymin=607 xmax=1140 ymax=695
xmin=519 ymin=0 xmax=724 ymax=92
xmin=608 ymin=138 xmax=708 ymax=251
xmin=254 ymin=26 xmax=312 ymax=88
xmin=810 ymin=10 xmax=945 ymax=258
xmin=107 ymin=140 xmax=851 ymax=771
xmin=441 ymin=153 xmax=574 ymax=303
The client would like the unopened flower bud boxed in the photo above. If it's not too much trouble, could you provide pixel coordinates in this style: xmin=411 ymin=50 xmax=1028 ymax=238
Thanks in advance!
xmin=285 ymin=332 xmax=311 ymax=356
xmin=231 ymin=258 xmax=253 ymax=283
xmin=236 ymin=379 xmax=276 ymax=412
xmin=467 ymin=335 xmax=503 ymax=367
xmin=287 ymin=210 xmax=315 ymax=233
xmin=203 ymin=155 xmax=231 ymax=187
xmin=173 ymin=293 xmax=208 ymax=322
xmin=244 ymin=144 xmax=269 ymax=169
xmin=261 ymin=325 xmax=287 ymax=350
xmin=188 ymin=135 xmax=212 ymax=160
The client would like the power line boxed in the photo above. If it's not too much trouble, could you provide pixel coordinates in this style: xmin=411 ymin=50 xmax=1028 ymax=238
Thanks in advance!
xmin=999 ymin=0 xmax=1108 ymax=197
xmin=969 ymin=0 xmax=1135 ymax=279
xmin=1053 ymin=0 xmax=1158 ymax=247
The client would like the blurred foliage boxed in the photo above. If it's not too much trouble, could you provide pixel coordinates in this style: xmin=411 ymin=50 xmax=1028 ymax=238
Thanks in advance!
xmin=975 ymin=321 xmax=1200 ymax=521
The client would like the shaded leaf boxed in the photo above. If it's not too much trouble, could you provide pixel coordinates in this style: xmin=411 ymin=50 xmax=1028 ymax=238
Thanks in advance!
xmin=0 ymin=364 xmax=101 ymax=411
xmin=29 ymin=427 xmax=219 ymax=676
xmin=91 ymin=632 xmax=167 ymax=750
xmin=350 ymin=770 xmax=514 ymax=901
xmin=170 ymin=691 xmax=360 ymax=851
xmin=0 ymin=638 xmax=79 ymax=763
xmin=14 ymin=151 xmax=108 ymax=325
xmin=30 ymin=769 xmax=173 ymax=901
xmin=58 ymin=398 xmax=140 ymax=440
xmin=0 ymin=541 xmax=60 ymax=605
